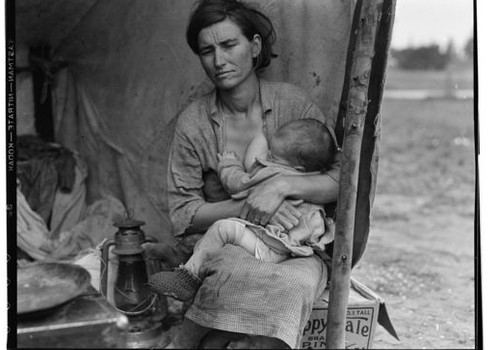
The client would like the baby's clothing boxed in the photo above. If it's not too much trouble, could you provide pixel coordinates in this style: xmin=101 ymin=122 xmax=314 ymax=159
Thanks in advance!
xmin=217 ymin=155 xmax=334 ymax=257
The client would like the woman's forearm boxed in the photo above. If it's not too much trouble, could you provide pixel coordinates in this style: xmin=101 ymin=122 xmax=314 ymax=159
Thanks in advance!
xmin=241 ymin=173 xmax=339 ymax=225
xmin=277 ymin=173 xmax=339 ymax=204
xmin=187 ymin=199 xmax=245 ymax=233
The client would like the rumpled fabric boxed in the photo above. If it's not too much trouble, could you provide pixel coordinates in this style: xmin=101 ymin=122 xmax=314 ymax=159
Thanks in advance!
xmin=48 ymin=196 xmax=126 ymax=260
xmin=17 ymin=187 xmax=125 ymax=261
xmin=186 ymin=245 xmax=328 ymax=349
xmin=49 ymin=154 xmax=88 ymax=239
xmin=17 ymin=185 xmax=55 ymax=261
xmin=17 ymin=135 xmax=77 ymax=225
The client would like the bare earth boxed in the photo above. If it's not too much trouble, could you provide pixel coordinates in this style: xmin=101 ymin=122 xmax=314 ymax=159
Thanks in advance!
xmin=351 ymin=96 xmax=476 ymax=349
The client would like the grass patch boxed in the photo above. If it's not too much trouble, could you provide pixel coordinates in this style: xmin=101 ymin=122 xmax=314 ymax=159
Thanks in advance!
xmin=384 ymin=65 xmax=474 ymax=91
xmin=376 ymin=98 xmax=475 ymax=211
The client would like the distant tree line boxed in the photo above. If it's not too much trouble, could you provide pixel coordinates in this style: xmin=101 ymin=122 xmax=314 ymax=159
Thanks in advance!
xmin=391 ymin=35 xmax=474 ymax=70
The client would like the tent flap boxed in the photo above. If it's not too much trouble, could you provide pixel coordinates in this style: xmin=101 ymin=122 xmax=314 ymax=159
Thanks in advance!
xmin=18 ymin=0 xmax=355 ymax=242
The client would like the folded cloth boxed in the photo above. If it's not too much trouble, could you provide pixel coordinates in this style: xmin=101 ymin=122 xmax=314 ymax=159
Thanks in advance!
xmin=17 ymin=185 xmax=53 ymax=261
xmin=17 ymin=135 xmax=77 ymax=225
xmin=184 ymin=245 xmax=328 ymax=349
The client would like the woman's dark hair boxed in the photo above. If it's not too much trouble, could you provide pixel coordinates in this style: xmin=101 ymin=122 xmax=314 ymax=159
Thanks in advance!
xmin=186 ymin=0 xmax=277 ymax=71
xmin=274 ymin=119 xmax=337 ymax=173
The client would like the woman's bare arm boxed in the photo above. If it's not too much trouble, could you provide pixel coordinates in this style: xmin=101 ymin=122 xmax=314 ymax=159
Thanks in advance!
xmin=187 ymin=199 xmax=245 ymax=234
xmin=240 ymin=173 xmax=339 ymax=225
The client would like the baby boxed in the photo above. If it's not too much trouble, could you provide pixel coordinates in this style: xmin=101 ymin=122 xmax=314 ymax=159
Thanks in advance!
xmin=150 ymin=119 xmax=338 ymax=301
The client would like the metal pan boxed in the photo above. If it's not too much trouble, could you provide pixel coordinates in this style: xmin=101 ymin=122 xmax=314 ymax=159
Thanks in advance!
xmin=17 ymin=262 xmax=91 ymax=315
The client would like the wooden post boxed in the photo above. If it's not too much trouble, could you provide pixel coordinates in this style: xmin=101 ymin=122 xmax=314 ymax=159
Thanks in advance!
xmin=326 ymin=0 xmax=388 ymax=348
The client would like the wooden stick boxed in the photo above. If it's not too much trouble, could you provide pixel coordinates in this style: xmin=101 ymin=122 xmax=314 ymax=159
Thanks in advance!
xmin=326 ymin=0 xmax=387 ymax=348
xmin=352 ymin=0 xmax=397 ymax=267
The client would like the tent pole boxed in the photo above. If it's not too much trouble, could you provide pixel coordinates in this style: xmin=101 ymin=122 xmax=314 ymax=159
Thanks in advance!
xmin=326 ymin=0 xmax=387 ymax=348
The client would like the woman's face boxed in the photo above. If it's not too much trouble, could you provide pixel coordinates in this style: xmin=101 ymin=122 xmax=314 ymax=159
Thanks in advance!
xmin=198 ymin=18 xmax=261 ymax=90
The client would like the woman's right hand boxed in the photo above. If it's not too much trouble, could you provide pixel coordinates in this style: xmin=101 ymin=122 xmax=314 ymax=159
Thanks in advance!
xmin=267 ymin=199 xmax=303 ymax=231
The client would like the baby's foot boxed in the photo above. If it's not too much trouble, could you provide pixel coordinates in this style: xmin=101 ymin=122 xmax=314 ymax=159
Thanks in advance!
xmin=149 ymin=267 xmax=201 ymax=302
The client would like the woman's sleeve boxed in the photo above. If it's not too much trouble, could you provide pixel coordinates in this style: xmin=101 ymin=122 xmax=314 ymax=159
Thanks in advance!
xmin=301 ymin=100 xmax=341 ymax=184
xmin=167 ymin=127 xmax=206 ymax=236
xmin=217 ymin=156 xmax=252 ymax=194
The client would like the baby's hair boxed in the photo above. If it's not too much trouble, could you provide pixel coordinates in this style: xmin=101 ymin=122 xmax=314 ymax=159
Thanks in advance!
xmin=274 ymin=119 xmax=337 ymax=172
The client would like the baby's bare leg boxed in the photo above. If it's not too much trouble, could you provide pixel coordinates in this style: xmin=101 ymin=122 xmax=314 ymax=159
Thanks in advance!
xmin=184 ymin=219 xmax=259 ymax=276
xmin=150 ymin=220 xmax=260 ymax=301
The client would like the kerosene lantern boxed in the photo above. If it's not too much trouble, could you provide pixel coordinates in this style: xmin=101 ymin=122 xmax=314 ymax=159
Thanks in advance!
xmin=100 ymin=212 xmax=169 ymax=348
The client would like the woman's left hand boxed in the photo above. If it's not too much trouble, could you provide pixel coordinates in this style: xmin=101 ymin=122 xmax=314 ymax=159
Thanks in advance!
xmin=267 ymin=199 xmax=303 ymax=230
xmin=239 ymin=176 xmax=287 ymax=225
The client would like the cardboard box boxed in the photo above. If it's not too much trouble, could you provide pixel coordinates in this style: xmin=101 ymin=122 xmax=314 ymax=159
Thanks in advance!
xmin=301 ymin=278 xmax=384 ymax=349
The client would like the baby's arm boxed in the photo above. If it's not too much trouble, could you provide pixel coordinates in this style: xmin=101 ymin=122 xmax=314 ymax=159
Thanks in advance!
xmin=217 ymin=151 xmax=254 ymax=194
xmin=218 ymin=133 xmax=269 ymax=195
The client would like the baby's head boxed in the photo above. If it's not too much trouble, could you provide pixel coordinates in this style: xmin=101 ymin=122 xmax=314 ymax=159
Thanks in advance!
xmin=269 ymin=119 xmax=337 ymax=172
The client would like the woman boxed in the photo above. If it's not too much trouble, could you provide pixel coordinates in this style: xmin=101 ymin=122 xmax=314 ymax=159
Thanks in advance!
xmin=155 ymin=0 xmax=340 ymax=347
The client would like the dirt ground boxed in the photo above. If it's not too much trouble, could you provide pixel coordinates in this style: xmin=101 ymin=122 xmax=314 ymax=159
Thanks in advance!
xmin=351 ymin=95 xmax=476 ymax=349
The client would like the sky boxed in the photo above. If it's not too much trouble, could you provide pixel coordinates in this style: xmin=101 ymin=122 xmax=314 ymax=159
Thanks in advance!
xmin=390 ymin=0 xmax=474 ymax=50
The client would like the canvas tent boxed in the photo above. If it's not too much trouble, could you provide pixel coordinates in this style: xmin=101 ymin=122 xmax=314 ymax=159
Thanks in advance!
xmin=12 ymin=0 xmax=396 ymax=347
xmin=15 ymin=0 xmax=353 ymax=247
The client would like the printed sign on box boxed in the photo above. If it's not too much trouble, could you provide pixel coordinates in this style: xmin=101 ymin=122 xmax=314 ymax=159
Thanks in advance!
xmin=301 ymin=278 xmax=382 ymax=349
